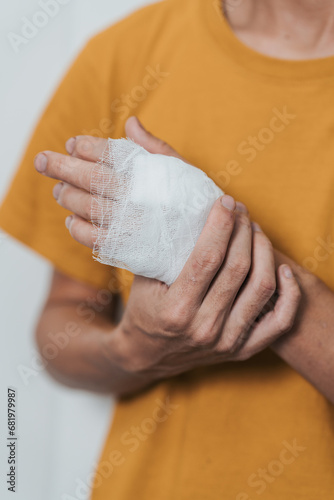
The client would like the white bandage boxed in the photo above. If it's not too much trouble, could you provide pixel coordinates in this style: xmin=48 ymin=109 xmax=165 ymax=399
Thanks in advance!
xmin=91 ymin=139 xmax=223 ymax=285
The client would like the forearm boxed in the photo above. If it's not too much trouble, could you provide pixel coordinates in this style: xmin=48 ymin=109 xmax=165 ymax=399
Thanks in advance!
xmin=271 ymin=257 xmax=334 ymax=403
xmin=35 ymin=304 xmax=154 ymax=396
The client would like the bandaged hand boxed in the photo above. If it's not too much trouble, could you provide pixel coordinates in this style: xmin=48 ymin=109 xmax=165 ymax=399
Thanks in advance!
xmin=34 ymin=117 xmax=301 ymax=375
xmin=91 ymin=136 xmax=223 ymax=285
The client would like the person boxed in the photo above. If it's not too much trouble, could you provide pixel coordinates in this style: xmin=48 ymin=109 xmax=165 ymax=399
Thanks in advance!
xmin=1 ymin=0 xmax=334 ymax=498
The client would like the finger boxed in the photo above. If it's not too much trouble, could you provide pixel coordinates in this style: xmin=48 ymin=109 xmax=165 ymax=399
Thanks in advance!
xmin=125 ymin=116 xmax=183 ymax=159
xmin=65 ymin=136 xmax=108 ymax=162
xmin=220 ymin=223 xmax=276 ymax=350
xmin=170 ymin=195 xmax=236 ymax=307
xmin=53 ymin=182 xmax=105 ymax=223
xmin=65 ymin=215 xmax=95 ymax=249
xmin=197 ymin=207 xmax=252 ymax=340
xmin=65 ymin=214 xmax=110 ymax=251
xmin=238 ymin=264 xmax=301 ymax=357
xmin=235 ymin=201 xmax=249 ymax=214
xmin=34 ymin=151 xmax=95 ymax=191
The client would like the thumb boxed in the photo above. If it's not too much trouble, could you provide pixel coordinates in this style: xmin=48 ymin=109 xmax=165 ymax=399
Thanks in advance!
xmin=125 ymin=116 xmax=183 ymax=160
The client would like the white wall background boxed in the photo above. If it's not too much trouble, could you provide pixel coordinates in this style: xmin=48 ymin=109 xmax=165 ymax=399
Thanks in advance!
xmin=0 ymin=1 xmax=155 ymax=499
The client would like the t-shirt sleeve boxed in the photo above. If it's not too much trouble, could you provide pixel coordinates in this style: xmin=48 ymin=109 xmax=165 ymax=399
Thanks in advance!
xmin=0 ymin=37 xmax=120 ymax=291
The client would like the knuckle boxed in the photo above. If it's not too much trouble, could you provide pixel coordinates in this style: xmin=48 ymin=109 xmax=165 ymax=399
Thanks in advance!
xmin=191 ymin=330 xmax=214 ymax=348
xmin=217 ymin=321 xmax=252 ymax=355
xmin=160 ymin=303 xmax=190 ymax=332
xmin=238 ymin=255 xmax=252 ymax=275
xmin=193 ymin=247 xmax=223 ymax=274
xmin=253 ymin=275 xmax=276 ymax=298
xmin=226 ymin=255 xmax=251 ymax=280
xmin=219 ymin=339 xmax=236 ymax=355
xmin=191 ymin=318 xmax=219 ymax=348
xmin=275 ymin=314 xmax=295 ymax=334
xmin=217 ymin=331 xmax=239 ymax=355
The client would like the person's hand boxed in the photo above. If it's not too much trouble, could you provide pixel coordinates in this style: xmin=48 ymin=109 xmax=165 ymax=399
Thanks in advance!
xmin=34 ymin=117 xmax=301 ymax=379
xmin=34 ymin=116 xmax=186 ymax=249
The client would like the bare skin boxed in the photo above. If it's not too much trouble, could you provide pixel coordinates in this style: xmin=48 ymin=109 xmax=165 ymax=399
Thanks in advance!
xmin=33 ymin=0 xmax=334 ymax=401
xmin=225 ymin=0 xmax=334 ymax=59
xmin=35 ymin=118 xmax=334 ymax=403
xmin=35 ymin=117 xmax=302 ymax=396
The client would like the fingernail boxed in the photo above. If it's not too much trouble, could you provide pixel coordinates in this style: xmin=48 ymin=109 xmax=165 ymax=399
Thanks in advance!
xmin=252 ymin=222 xmax=262 ymax=232
xmin=34 ymin=153 xmax=47 ymax=173
xmin=53 ymin=182 xmax=63 ymax=200
xmin=221 ymin=195 xmax=236 ymax=211
xmin=282 ymin=265 xmax=293 ymax=279
xmin=65 ymin=215 xmax=73 ymax=229
xmin=65 ymin=137 xmax=76 ymax=155
xmin=236 ymin=202 xmax=248 ymax=214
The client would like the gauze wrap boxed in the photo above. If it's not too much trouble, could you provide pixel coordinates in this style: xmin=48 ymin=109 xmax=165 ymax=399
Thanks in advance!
xmin=91 ymin=139 xmax=223 ymax=285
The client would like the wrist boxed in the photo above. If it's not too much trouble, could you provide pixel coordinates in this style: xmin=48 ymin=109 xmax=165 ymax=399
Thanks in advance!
xmin=100 ymin=320 xmax=162 ymax=376
xmin=99 ymin=323 xmax=159 ymax=396
xmin=99 ymin=322 xmax=133 ymax=372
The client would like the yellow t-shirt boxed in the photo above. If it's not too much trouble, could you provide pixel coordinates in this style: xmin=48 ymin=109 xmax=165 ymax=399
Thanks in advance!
xmin=1 ymin=0 xmax=334 ymax=498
